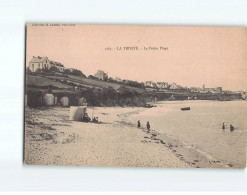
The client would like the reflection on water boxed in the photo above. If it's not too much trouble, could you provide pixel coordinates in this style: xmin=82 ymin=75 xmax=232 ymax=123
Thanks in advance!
xmin=132 ymin=100 xmax=247 ymax=167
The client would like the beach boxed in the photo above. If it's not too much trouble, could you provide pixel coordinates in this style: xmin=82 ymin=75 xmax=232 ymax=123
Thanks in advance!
xmin=24 ymin=101 xmax=246 ymax=168
xmin=24 ymin=106 xmax=190 ymax=167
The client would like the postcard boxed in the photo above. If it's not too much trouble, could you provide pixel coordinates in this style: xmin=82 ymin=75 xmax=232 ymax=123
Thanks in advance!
xmin=24 ymin=24 xmax=247 ymax=168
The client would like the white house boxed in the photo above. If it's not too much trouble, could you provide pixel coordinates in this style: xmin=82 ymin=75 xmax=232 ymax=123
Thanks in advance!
xmin=29 ymin=56 xmax=64 ymax=72
xmin=29 ymin=56 xmax=50 ymax=72
xmin=156 ymin=82 xmax=169 ymax=89
xmin=169 ymin=83 xmax=185 ymax=90
xmin=145 ymin=81 xmax=156 ymax=88
xmin=94 ymin=70 xmax=108 ymax=80
xmin=190 ymin=87 xmax=202 ymax=93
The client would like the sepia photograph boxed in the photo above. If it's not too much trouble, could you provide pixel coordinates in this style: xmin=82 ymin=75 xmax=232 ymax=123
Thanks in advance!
xmin=24 ymin=24 xmax=247 ymax=168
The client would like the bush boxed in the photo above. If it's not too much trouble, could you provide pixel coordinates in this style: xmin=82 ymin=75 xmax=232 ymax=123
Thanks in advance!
xmin=50 ymin=66 xmax=59 ymax=72
xmin=71 ymin=69 xmax=86 ymax=77
xmin=88 ymin=75 xmax=97 ymax=80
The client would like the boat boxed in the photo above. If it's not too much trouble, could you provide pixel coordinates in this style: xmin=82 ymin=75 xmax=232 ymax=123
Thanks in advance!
xmin=181 ymin=107 xmax=190 ymax=111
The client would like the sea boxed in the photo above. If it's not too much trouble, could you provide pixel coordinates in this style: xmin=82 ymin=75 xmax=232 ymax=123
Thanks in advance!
xmin=131 ymin=100 xmax=247 ymax=167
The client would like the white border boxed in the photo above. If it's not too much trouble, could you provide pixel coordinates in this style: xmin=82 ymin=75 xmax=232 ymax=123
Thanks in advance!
xmin=0 ymin=0 xmax=246 ymax=192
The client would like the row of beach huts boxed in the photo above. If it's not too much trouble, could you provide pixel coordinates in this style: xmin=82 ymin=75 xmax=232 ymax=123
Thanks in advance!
xmin=25 ymin=93 xmax=87 ymax=107
xmin=25 ymin=93 xmax=89 ymax=122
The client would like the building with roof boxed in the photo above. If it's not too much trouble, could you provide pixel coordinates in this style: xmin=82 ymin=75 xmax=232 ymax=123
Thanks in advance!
xmin=29 ymin=56 xmax=50 ymax=72
xmin=169 ymin=83 xmax=184 ymax=90
xmin=49 ymin=61 xmax=65 ymax=72
xmin=29 ymin=56 xmax=64 ymax=72
xmin=156 ymin=82 xmax=169 ymax=89
xmin=145 ymin=81 xmax=157 ymax=88
xmin=190 ymin=87 xmax=202 ymax=93
xmin=94 ymin=70 xmax=108 ymax=80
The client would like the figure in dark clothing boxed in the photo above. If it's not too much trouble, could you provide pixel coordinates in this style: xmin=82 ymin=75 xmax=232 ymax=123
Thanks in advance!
xmin=222 ymin=122 xmax=225 ymax=130
xmin=230 ymin=124 xmax=234 ymax=132
xmin=146 ymin=122 xmax=150 ymax=131
xmin=137 ymin=120 xmax=141 ymax=128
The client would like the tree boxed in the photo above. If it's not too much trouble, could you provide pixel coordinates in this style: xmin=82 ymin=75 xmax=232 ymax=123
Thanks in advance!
xmin=108 ymin=77 xmax=114 ymax=82
xmin=71 ymin=69 xmax=86 ymax=78
xmin=42 ymin=67 xmax=50 ymax=73
xmin=103 ymin=77 xmax=108 ymax=81
xmin=63 ymin=68 xmax=71 ymax=74
xmin=26 ymin=67 xmax=32 ymax=74
xmin=35 ymin=68 xmax=42 ymax=73
xmin=50 ymin=66 xmax=59 ymax=72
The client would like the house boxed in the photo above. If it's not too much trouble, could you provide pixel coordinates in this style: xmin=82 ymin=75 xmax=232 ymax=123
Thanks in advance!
xmin=201 ymin=85 xmax=222 ymax=94
xmin=156 ymin=82 xmax=169 ymax=89
xmin=216 ymin=87 xmax=223 ymax=94
xmin=29 ymin=56 xmax=64 ymax=72
xmin=115 ymin=77 xmax=122 ymax=82
xmin=190 ymin=87 xmax=202 ymax=93
xmin=145 ymin=81 xmax=156 ymax=88
xmin=69 ymin=68 xmax=76 ymax=72
xmin=29 ymin=56 xmax=50 ymax=72
xmin=169 ymin=83 xmax=184 ymax=90
xmin=49 ymin=61 xmax=65 ymax=72
xmin=94 ymin=70 xmax=108 ymax=80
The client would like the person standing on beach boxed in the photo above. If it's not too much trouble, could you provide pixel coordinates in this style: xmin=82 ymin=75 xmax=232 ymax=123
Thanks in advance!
xmin=230 ymin=124 xmax=234 ymax=132
xmin=146 ymin=122 xmax=150 ymax=131
xmin=137 ymin=120 xmax=141 ymax=128
xmin=222 ymin=122 xmax=225 ymax=130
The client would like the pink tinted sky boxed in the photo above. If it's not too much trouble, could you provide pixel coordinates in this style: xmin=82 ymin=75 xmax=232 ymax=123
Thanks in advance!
xmin=26 ymin=24 xmax=247 ymax=91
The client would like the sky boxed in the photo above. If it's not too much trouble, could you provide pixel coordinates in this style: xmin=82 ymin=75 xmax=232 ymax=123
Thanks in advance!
xmin=26 ymin=24 xmax=247 ymax=91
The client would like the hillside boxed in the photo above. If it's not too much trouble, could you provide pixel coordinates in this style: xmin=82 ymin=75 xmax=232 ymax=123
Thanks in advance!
xmin=26 ymin=72 xmax=145 ymax=93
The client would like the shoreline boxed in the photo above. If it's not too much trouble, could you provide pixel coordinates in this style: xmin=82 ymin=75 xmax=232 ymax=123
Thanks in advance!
xmin=24 ymin=106 xmax=190 ymax=167
xmin=117 ymin=107 xmax=233 ymax=168
xmin=24 ymin=103 xmax=243 ymax=168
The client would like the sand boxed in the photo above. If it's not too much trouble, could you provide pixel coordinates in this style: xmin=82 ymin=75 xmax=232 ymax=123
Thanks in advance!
xmin=24 ymin=106 xmax=191 ymax=168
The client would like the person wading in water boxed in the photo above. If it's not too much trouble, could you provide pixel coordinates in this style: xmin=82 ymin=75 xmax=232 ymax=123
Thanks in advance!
xmin=230 ymin=124 xmax=234 ymax=132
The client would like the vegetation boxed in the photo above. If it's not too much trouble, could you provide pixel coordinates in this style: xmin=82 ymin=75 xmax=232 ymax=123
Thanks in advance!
xmin=87 ymin=75 xmax=97 ymax=80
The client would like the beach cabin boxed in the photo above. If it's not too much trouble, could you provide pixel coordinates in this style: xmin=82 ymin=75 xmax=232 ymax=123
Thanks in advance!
xmin=54 ymin=96 xmax=58 ymax=105
xmin=43 ymin=94 xmax=55 ymax=106
xmin=25 ymin=94 xmax=27 ymax=107
xmin=26 ymin=93 xmax=43 ymax=107
xmin=60 ymin=96 xmax=69 ymax=107
xmin=69 ymin=106 xmax=87 ymax=121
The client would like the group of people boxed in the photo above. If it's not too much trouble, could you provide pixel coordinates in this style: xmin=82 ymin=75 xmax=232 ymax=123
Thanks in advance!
xmin=222 ymin=122 xmax=235 ymax=132
xmin=82 ymin=113 xmax=99 ymax=123
xmin=137 ymin=120 xmax=150 ymax=131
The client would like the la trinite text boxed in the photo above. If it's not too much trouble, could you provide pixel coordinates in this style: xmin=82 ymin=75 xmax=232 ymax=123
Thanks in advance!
xmin=105 ymin=46 xmax=168 ymax=51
